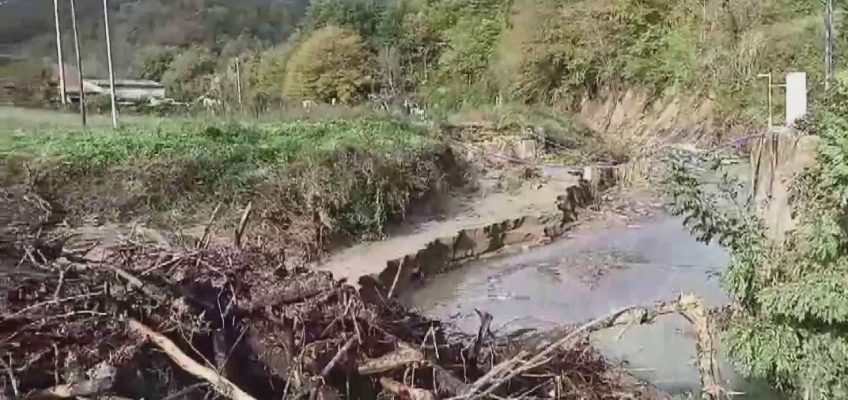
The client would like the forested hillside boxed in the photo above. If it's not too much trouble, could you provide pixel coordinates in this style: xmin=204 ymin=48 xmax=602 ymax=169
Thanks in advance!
xmin=1 ymin=0 xmax=844 ymax=126
xmin=268 ymin=0 xmax=844 ymax=126
xmin=0 ymin=0 xmax=309 ymax=76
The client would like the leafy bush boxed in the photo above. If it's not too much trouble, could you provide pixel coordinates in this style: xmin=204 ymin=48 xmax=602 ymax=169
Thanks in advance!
xmin=283 ymin=26 xmax=373 ymax=104
xmin=662 ymin=85 xmax=848 ymax=398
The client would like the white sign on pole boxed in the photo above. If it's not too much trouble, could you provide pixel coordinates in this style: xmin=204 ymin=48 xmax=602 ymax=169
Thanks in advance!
xmin=786 ymin=72 xmax=807 ymax=126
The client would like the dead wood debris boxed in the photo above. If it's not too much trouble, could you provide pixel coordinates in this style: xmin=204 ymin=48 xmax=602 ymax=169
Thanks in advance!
xmin=1 ymin=236 xmax=667 ymax=400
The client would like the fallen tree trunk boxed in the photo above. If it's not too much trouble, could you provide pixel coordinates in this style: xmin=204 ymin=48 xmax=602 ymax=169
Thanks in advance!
xmin=358 ymin=342 xmax=424 ymax=375
xmin=379 ymin=377 xmax=434 ymax=400
xmin=127 ymin=319 xmax=257 ymax=400
xmin=357 ymin=341 xmax=470 ymax=397
xmin=674 ymin=295 xmax=724 ymax=400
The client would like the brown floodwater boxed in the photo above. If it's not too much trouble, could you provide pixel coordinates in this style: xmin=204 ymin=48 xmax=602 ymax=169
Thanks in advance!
xmin=402 ymin=211 xmax=780 ymax=398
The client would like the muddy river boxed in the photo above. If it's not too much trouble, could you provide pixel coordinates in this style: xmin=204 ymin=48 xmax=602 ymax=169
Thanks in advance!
xmin=402 ymin=206 xmax=780 ymax=398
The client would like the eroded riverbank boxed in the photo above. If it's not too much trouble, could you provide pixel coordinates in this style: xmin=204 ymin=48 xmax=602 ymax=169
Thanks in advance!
xmin=402 ymin=211 xmax=729 ymax=331
xmin=401 ymin=188 xmax=781 ymax=398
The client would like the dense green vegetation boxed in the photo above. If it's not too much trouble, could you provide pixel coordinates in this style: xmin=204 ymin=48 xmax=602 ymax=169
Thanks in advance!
xmin=282 ymin=26 xmax=373 ymax=104
xmin=663 ymin=87 xmax=848 ymax=398
xmin=0 ymin=0 xmax=309 ymax=74
xmin=5 ymin=0 xmax=841 ymax=126
xmin=0 ymin=116 xmax=448 ymax=252
xmin=246 ymin=0 xmax=846 ymax=126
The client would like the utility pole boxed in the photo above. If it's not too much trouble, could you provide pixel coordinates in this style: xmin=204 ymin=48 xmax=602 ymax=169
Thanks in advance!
xmin=757 ymin=73 xmax=775 ymax=129
xmin=235 ymin=57 xmax=243 ymax=111
xmin=825 ymin=0 xmax=835 ymax=90
xmin=53 ymin=0 xmax=66 ymax=105
xmin=69 ymin=0 xmax=86 ymax=126
xmin=103 ymin=0 xmax=118 ymax=128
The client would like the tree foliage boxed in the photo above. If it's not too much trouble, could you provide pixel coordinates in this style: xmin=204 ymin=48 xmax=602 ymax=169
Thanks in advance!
xmin=2 ymin=0 xmax=842 ymax=119
xmin=250 ymin=43 xmax=296 ymax=99
xmin=438 ymin=17 xmax=502 ymax=84
xmin=283 ymin=27 xmax=373 ymax=104
xmin=662 ymin=86 xmax=848 ymax=398
xmin=305 ymin=0 xmax=387 ymax=39
xmin=160 ymin=47 xmax=216 ymax=101
xmin=1 ymin=0 xmax=309 ymax=76
xmin=134 ymin=46 xmax=177 ymax=82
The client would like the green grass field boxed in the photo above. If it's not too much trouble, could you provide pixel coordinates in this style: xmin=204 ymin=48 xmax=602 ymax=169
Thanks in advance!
xmin=0 ymin=106 xmax=175 ymax=131
xmin=0 ymin=106 xmax=447 ymax=246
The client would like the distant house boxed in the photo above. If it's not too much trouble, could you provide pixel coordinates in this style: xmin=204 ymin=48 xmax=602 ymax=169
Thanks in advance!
xmin=86 ymin=79 xmax=166 ymax=102
xmin=52 ymin=63 xmax=165 ymax=103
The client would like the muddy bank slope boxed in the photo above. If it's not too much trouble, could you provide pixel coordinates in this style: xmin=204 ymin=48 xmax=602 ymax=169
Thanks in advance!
xmin=319 ymin=143 xmax=620 ymax=301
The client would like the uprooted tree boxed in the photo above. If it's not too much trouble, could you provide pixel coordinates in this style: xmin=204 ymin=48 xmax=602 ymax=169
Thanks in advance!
xmin=662 ymin=86 xmax=848 ymax=399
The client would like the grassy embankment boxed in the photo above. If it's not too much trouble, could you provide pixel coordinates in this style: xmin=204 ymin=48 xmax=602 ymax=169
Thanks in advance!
xmin=0 ymin=108 xmax=455 ymax=259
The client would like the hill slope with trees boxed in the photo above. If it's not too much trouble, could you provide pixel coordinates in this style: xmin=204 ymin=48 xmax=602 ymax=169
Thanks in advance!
xmin=2 ymin=0 xmax=844 ymax=126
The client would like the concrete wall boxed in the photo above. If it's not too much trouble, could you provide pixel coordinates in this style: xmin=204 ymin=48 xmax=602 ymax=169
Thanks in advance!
xmin=750 ymin=128 xmax=820 ymax=240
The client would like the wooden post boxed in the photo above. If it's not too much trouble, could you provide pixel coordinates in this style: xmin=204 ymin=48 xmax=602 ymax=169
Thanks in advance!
xmin=767 ymin=73 xmax=773 ymax=129
xmin=69 ymin=0 xmax=86 ymax=126
xmin=235 ymin=57 xmax=243 ymax=111
xmin=758 ymin=73 xmax=773 ymax=130
xmin=53 ymin=0 xmax=67 ymax=105
xmin=103 ymin=0 xmax=118 ymax=128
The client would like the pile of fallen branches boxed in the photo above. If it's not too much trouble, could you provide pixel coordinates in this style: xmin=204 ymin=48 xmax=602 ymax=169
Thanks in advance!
xmin=0 ymin=185 xmax=65 ymax=267
xmin=1 ymin=235 xmax=664 ymax=400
